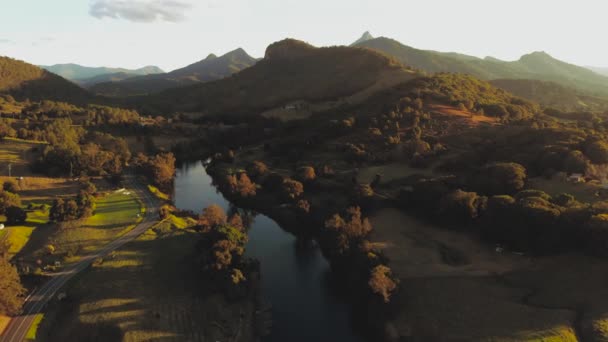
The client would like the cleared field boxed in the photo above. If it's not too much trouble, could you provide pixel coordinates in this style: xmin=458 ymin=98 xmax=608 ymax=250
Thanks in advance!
xmin=36 ymin=222 xmax=253 ymax=342
xmin=369 ymin=208 xmax=603 ymax=341
xmin=0 ymin=138 xmax=46 ymax=177
xmin=51 ymin=191 xmax=142 ymax=258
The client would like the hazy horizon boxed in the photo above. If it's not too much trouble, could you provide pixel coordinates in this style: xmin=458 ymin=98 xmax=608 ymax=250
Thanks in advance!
xmin=1 ymin=0 xmax=607 ymax=72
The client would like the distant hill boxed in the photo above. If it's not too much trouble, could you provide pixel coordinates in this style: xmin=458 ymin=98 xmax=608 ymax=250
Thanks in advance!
xmin=354 ymin=37 xmax=608 ymax=97
xmin=90 ymin=48 xmax=258 ymax=97
xmin=77 ymin=72 xmax=144 ymax=88
xmin=40 ymin=64 xmax=164 ymax=82
xmin=351 ymin=31 xmax=374 ymax=46
xmin=490 ymin=79 xmax=608 ymax=112
xmin=0 ymin=56 xmax=93 ymax=103
xmin=587 ymin=66 xmax=608 ymax=77
xmin=139 ymin=39 xmax=416 ymax=116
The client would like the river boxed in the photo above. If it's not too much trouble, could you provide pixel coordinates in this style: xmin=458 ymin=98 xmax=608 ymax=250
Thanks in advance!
xmin=173 ymin=161 xmax=363 ymax=342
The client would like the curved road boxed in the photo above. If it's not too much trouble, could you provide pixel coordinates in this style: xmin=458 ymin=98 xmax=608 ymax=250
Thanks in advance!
xmin=0 ymin=175 xmax=160 ymax=342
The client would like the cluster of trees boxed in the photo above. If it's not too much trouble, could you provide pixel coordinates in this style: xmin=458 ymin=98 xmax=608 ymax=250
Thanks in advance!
xmin=0 ymin=187 xmax=25 ymax=225
xmin=404 ymin=74 xmax=541 ymax=121
xmin=133 ymin=152 xmax=176 ymax=191
xmin=196 ymin=205 xmax=251 ymax=297
xmin=399 ymin=162 xmax=608 ymax=255
xmin=0 ymin=240 xmax=25 ymax=316
xmin=225 ymin=173 xmax=257 ymax=197
xmin=49 ymin=182 xmax=97 ymax=223
xmin=323 ymin=207 xmax=399 ymax=304
xmin=27 ymin=118 xmax=131 ymax=179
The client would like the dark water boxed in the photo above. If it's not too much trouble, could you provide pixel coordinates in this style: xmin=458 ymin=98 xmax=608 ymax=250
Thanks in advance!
xmin=174 ymin=161 xmax=363 ymax=342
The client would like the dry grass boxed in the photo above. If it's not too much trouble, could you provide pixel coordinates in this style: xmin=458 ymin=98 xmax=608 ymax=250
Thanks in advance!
xmin=370 ymin=208 xmax=593 ymax=341
xmin=429 ymin=104 xmax=498 ymax=125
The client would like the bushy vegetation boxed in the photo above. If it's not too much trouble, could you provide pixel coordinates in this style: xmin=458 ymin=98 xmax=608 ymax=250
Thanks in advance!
xmin=196 ymin=205 xmax=252 ymax=297
xmin=0 ymin=240 xmax=25 ymax=315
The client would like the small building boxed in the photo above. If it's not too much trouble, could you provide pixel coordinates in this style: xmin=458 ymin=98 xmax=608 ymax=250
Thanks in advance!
xmin=0 ymin=224 xmax=4 ymax=230
xmin=567 ymin=173 xmax=585 ymax=183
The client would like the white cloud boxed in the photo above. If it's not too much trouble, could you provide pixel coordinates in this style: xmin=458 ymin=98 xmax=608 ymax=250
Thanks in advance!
xmin=89 ymin=0 xmax=192 ymax=23
xmin=0 ymin=38 xmax=14 ymax=44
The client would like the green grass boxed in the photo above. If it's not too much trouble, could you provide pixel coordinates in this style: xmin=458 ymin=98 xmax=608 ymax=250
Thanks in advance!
xmin=25 ymin=314 xmax=44 ymax=341
xmin=46 ymin=192 xmax=141 ymax=261
xmin=147 ymin=184 xmax=170 ymax=201
xmin=1 ymin=208 xmax=48 ymax=258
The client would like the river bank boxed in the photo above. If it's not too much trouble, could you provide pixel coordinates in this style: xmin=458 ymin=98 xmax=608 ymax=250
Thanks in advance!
xmin=202 ymin=160 xmax=397 ymax=341
xmin=174 ymin=160 xmax=365 ymax=342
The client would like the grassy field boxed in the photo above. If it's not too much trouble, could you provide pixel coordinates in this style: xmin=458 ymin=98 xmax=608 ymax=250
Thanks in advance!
xmin=36 ymin=219 xmax=253 ymax=342
xmin=370 ymin=208 xmax=588 ymax=341
xmin=0 ymin=315 xmax=10 ymax=337
xmin=50 ymin=191 xmax=142 ymax=259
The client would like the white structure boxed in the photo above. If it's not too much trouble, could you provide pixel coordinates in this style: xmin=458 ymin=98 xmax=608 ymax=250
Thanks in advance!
xmin=0 ymin=224 xmax=4 ymax=230
xmin=568 ymin=173 xmax=585 ymax=183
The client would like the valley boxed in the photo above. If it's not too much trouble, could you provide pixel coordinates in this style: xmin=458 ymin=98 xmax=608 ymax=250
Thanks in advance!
xmin=2 ymin=16 xmax=608 ymax=342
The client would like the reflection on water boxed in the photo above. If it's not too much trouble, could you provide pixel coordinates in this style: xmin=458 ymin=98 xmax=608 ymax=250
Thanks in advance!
xmin=174 ymin=161 xmax=362 ymax=342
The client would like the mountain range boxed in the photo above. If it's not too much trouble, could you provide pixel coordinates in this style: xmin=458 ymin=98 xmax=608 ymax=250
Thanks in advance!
xmin=353 ymin=36 xmax=608 ymax=98
xmin=139 ymin=39 xmax=415 ymax=116
xmin=40 ymin=64 xmax=164 ymax=83
xmin=89 ymin=48 xmax=258 ymax=97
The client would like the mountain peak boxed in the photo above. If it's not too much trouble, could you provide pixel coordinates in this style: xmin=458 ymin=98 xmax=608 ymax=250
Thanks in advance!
xmin=224 ymin=47 xmax=251 ymax=59
xmin=351 ymin=31 xmax=374 ymax=46
xmin=265 ymin=39 xmax=315 ymax=59
xmin=520 ymin=51 xmax=555 ymax=62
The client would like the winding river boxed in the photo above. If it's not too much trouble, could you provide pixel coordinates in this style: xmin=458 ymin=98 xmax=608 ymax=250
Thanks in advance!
xmin=173 ymin=161 xmax=363 ymax=342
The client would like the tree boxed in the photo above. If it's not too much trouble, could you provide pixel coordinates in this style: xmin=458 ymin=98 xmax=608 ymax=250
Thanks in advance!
xmin=585 ymin=140 xmax=608 ymax=164
xmin=325 ymin=207 xmax=372 ymax=254
xmin=0 ymin=191 xmax=21 ymax=215
xmin=368 ymin=265 xmax=398 ymax=303
xmin=50 ymin=198 xmax=66 ymax=222
xmin=236 ymin=173 xmax=256 ymax=197
xmin=3 ymin=180 xmax=18 ymax=194
xmin=439 ymin=190 xmax=486 ymax=222
xmin=0 ymin=258 xmax=25 ymax=315
xmin=474 ymin=162 xmax=527 ymax=195
xmin=298 ymin=166 xmax=316 ymax=182
xmin=200 ymin=204 xmax=227 ymax=229
xmin=150 ymin=153 xmax=176 ymax=189
xmin=248 ymin=161 xmax=268 ymax=180
xmin=5 ymin=206 xmax=26 ymax=225
xmin=282 ymin=179 xmax=304 ymax=200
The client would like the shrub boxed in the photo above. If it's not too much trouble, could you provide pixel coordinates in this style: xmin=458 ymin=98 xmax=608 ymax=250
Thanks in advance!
xmin=368 ymin=265 xmax=398 ymax=303
xmin=248 ymin=161 xmax=268 ymax=180
xmin=297 ymin=166 xmax=316 ymax=182
xmin=199 ymin=204 xmax=227 ymax=229
xmin=473 ymin=162 xmax=526 ymax=195
xmin=236 ymin=173 xmax=256 ymax=197
xmin=3 ymin=180 xmax=18 ymax=194
xmin=282 ymin=179 xmax=304 ymax=200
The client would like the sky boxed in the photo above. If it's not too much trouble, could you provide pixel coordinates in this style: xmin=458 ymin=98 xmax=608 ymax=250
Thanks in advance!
xmin=0 ymin=0 xmax=606 ymax=72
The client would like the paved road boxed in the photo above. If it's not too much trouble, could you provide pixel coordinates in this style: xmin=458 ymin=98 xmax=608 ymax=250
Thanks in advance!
xmin=0 ymin=175 xmax=160 ymax=342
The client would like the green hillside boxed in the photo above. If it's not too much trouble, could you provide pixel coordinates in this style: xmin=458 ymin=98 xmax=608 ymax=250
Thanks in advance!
xmin=355 ymin=37 xmax=608 ymax=97
xmin=0 ymin=57 xmax=93 ymax=103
